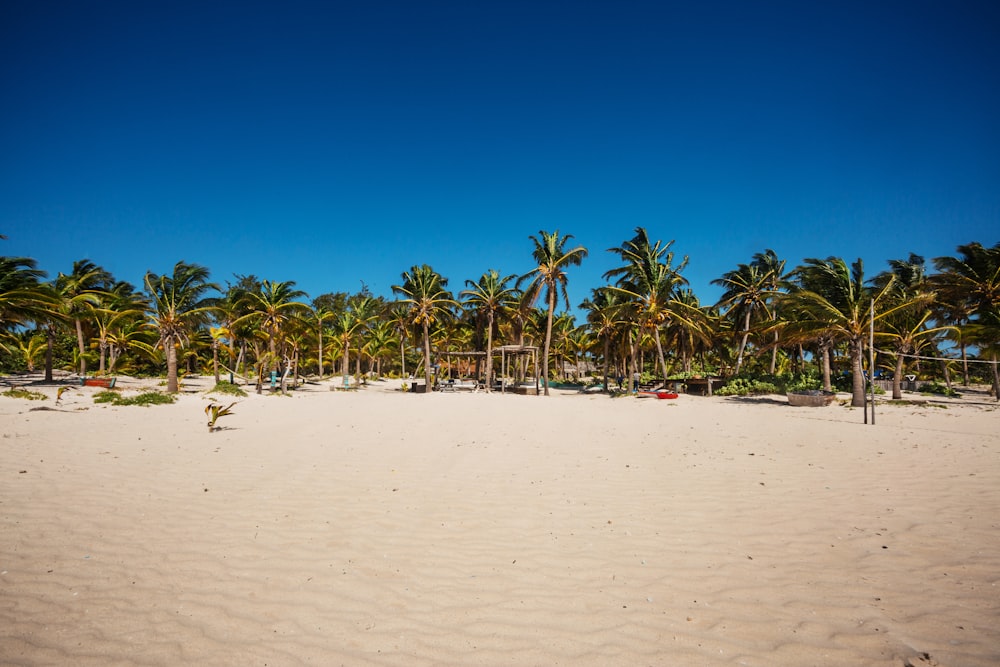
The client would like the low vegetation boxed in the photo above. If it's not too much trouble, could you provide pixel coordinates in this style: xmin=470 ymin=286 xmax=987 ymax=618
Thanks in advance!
xmin=209 ymin=381 xmax=248 ymax=397
xmin=2 ymin=388 xmax=48 ymax=401
xmin=94 ymin=390 xmax=176 ymax=406
xmin=716 ymin=372 xmax=822 ymax=397
xmin=919 ymin=382 xmax=961 ymax=398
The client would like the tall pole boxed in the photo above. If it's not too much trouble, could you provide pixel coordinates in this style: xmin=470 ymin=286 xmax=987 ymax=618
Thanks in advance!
xmin=869 ymin=299 xmax=876 ymax=425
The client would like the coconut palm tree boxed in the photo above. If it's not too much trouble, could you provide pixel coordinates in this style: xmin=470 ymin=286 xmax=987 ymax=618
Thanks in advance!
xmin=392 ymin=265 xmax=457 ymax=391
xmin=605 ymin=228 xmax=687 ymax=385
xmin=1 ymin=256 xmax=56 ymax=352
xmin=1 ymin=257 xmax=64 ymax=377
xmin=387 ymin=303 xmax=412 ymax=377
xmin=461 ymin=269 xmax=518 ymax=392
xmin=348 ymin=294 xmax=382 ymax=377
xmin=519 ymin=231 xmax=588 ymax=395
xmin=310 ymin=304 xmax=335 ymax=379
xmin=331 ymin=310 xmax=363 ymax=379
xmin=752 ymin=249 xmax=788 ymax=373
xmin=363 ymin=319 xmax=397 ymax=377
xmin=932 ymin=242 xmax=1000 ymax=397
xmin=54 ymin=260 xmax=112 ymax=376
xmin=781 ymin=257 xmax=917 ymax=407
xmin=580 ymin=287 xmax=628 ymax=391
xmin=92 ymin=282 xmax=147 ymax=374
xmin=144 ymin=261 xmax=219 ymax=393
xmin=234 ymin=280 xmax=309 ymax=377
xmin=712 ymin=250 xmax=786 ymax=374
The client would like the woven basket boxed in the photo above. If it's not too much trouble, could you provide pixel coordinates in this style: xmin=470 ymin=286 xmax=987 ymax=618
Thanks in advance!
xmin=787 ymin=390 xmax=837 ymax=407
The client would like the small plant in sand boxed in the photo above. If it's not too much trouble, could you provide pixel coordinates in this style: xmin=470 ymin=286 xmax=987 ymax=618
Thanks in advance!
xmin=2 ymin=388 xmax=47 ymax=401
xmin=93 ymin=390 xmax=119 ymax=404
xmin=205 ymin=402 xmax=237 ymax=432
xmin=55 ymin=387 xmax=72 ymax=404
xmin=209 ymin=381 xmax=248 ymax=398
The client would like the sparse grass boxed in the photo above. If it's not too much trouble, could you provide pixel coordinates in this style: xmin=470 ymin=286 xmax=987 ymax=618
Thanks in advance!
xmin=2 ymin=388 xmax=47 ymax=401
xmin=919 ymin=382 xmax=961 ymax=398
xmin=209 ymin=381 xmax=248 ymax=397
xmin=94 ymin=390 xmax=175 ymax=406
xmin=93 ymin=390 xmax=119 ymax=404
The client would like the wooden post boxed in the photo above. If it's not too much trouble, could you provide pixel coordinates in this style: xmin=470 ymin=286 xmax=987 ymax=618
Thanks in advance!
xmin=870 ymin=300 xmax=876 ymax=425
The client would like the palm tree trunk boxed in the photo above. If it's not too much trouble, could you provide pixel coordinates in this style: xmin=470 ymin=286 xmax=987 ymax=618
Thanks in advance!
xmin=850 ymin=339 xmax=866 ymax=407
xmin=892 ymin=352 xmax=904 ymax=400
xmin=653 ymin=327 xmax=669 ymax=384
xmin=629 ymin=329 xmax=639 ymax=392
xmin=165 ymin=337 xmax=179 ymax=393
xmin=485 ymin=313 xmax=494 ymax=392
xmin=735 ymin=308 xmax=752 ymax=373
xmin=399 ymin=334 xmax=407 ymax=377
xmin=75 ymin=317 xmax=87 ymax=376
xmin=602 ymin=336 xmax=610 ymax=392
xmin=961 ymin=343 xmax=969 ymax=386
xmin=317 ymin=329 xmax=324 ymax=379
xmin=821 ymin=344 xmax=832 ymax=392
xmin=212 ymin=342 xmax=220 ymax=384
xmin=769 ymin=330 xmax=779 ymax=374
xmin=542 ymin=288 xmax=555 ymax=396
xmin=45 ymin=324 xmax=55 ymax=382
xmin=99 ymin=340 xmax=107 ymax=374
xmin=991 ymin=354 xmax=1000 ymax=401
xmin=422 ymin=321 xmax=432 ymax=390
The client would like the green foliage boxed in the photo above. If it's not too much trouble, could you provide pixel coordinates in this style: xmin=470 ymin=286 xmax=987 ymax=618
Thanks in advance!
xmin=919 ymin=382 xmax=961 ymax=398
xmin=94 ymin=390 xmax=176 ymax=406
xmin=784 ymin=372 xmax=822 ymax=393
xmin=717 ymin=370 xmax=822 ymax=396
xmin=2 ymin=388 xmax=48 ymax=400
xmin=93 ymin=390 xmax=118 ymax=403
xmin=716 ymin=377 xmax=779 ymax=396
xmin=209 ymin=381 xmax=248 ymax=397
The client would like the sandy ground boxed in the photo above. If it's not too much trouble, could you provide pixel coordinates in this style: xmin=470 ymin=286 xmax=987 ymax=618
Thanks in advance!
xmin=1 ymin=374 xmax=998 ymax=666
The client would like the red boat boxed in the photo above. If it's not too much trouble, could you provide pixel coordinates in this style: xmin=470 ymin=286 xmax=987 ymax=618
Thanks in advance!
xmin=639 ymin=391 xmax=679 ymax=400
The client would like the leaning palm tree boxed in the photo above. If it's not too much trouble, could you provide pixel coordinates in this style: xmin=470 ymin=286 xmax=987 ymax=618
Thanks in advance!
xmin=92 ymin=282 xmax=147 ymax=374
xmin=752 ymin=249 xmax=788 ymax=373
xmin=605 ymin=228 xmax=686 ymax=385
xmin=461 ymin=269 xmax=518 ymax=391
xmin=712 ymin=250 xmax=786 ymax=374
xmin=519 ymin=231 xmax=588 ymax=395
xmin=580 ymin=287 xmax=627 ymax=391
xmin=144 ymin=261 xmax=219 ymax=393
xmin=54 ymin=260 xmax=112 ymax=376
xmin=932 ymin=242 xmax=1000 ymax=397
xmin=781 ymin=257 xmax=918 ymax=407
xmin=233 ymin=280 xmax=308 ymax=375
xmin=1 ymin=256 xmax=57 ymax=350
xmin=392 ymin=265 xmax=457 ymax=391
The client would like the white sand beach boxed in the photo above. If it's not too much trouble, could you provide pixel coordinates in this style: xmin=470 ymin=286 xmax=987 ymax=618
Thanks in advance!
xmin=1 ymin=377 xmax=998 ymax=666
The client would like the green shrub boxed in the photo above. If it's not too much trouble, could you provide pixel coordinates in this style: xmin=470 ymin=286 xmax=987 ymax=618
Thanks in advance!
xmin=94 ymin=391 xmax=176 ymax=406
xmin=209 ymin=381 xmax=248 ymax=397
xmin=717 ymin=377 xmax=779 ymax=396
xmin=919 ymin=382 xmax=961 ymax=398
xmin=785 ymin=373 xmax=822 ymax=393
xmin=2 ymin=388 xmax=48 ymax=401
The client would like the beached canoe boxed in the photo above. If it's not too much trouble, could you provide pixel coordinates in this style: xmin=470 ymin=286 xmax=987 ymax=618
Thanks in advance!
xmin=639 ymin=391 xmax=679 ymax=400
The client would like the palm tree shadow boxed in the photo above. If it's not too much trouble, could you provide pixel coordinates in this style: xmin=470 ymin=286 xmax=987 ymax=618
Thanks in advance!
xmin=723 ymin=395 xmax=789 ymax=407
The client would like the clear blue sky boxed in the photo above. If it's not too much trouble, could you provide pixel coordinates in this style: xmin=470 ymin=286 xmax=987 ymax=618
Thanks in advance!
xmin=2 ymin=0 xmax=997 ymax=313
